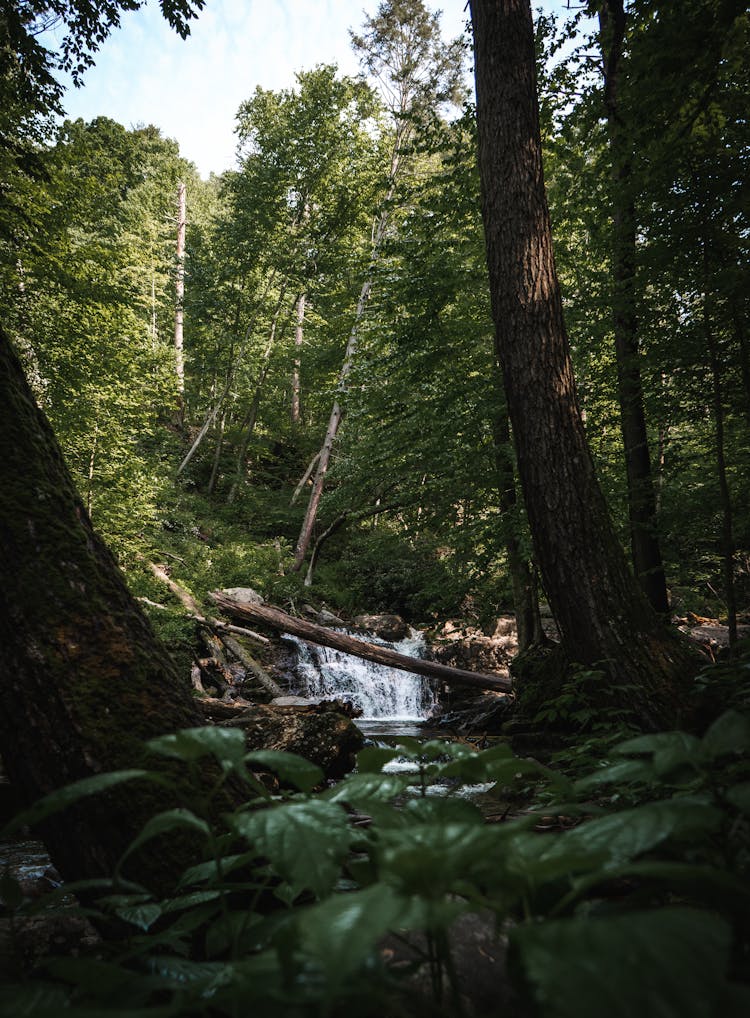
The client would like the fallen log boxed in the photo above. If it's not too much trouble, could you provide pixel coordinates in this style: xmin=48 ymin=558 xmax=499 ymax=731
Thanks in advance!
xmin=147 ymin=562 xmax=284 ymax=699
xmin=210 ymin=594 xmax=513 ymax=694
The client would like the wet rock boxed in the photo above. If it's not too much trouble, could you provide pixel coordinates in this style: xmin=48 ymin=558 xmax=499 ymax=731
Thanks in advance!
xmin=225 ymin=702 xmax=364 ymax=778
xmin=437 ymin=691 xmax=513 ymax=735
xmin=354 ymin=613 xmax=408 ymax=642
xmin=219 ymin=586 xmax=264 ymax=604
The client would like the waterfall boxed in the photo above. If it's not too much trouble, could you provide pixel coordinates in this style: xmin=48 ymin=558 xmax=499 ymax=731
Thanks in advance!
xmin=285 ymin=629 xmax=436 ymax=720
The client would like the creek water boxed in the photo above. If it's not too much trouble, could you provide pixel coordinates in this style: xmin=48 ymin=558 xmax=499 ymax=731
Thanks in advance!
xmin=284 ymin=628 xmax=438 ymax=729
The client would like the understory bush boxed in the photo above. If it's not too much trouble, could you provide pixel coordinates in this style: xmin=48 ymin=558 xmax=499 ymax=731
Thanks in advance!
xmin=1 ymin=703 xmax=749 ymax=1016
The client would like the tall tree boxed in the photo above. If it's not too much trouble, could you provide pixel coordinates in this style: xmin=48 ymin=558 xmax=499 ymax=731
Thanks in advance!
xmin=469 ymin=0 xmax=695 ymax=726
xmin=292 ymin=0 xmax=466 ymax=570
xmin=596 ymin=0 xmax=669 ymax=614
xmin=0 ymin=327 xmax=213 ymax=890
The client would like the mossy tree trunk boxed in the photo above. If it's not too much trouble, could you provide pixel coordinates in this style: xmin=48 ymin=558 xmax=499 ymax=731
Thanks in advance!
xmin=469 ymin=0 xmax=697 ymax=727
xmin=0 ymin=327 xmax=221 ymax=891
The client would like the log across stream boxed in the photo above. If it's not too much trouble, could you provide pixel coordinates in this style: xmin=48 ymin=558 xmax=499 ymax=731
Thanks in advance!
xmin=211 ymin=594 xmax=513 ymax=695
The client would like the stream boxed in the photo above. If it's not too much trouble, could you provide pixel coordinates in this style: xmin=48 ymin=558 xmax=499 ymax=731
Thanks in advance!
xmin=284 ymin=627 xmax=440 ymax=742
xmin=286 ymin=629 xmax=499 ymax=808
xmin=1 ymin=630 xmax=494 ymax=886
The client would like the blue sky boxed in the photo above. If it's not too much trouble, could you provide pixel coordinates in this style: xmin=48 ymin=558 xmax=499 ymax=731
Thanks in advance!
xmin=52 ymin=1 xmax=473 ymax=178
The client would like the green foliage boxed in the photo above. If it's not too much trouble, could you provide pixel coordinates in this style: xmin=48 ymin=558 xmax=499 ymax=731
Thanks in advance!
xmin=2 ymin=697 xmax=748 ymax=1015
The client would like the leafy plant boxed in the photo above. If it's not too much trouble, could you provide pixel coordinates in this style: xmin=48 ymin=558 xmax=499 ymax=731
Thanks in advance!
xmin=2 ymin=706 xmax=748 ymax=1016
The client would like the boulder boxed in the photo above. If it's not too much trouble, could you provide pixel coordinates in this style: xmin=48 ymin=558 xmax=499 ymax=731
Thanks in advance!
xmin=219 ymin=587 xmax=264 ymax=604
xmin=354 ymin=613 xmax=409 ymax=642
xmin=225 ymin=702 xmax=364 ymax=779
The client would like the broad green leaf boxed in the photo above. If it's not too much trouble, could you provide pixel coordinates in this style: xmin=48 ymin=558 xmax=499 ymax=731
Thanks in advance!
xmin=615 ymin=730 xmax=700 ymax=758
xmin=178 ymin=852 xmax=256 ymax=889
xmin=3 ymin=770 xmax=152 ymax=836
xmin=245 ymin=749 xmax=323 ymax=791
xmin=552 ymin=798 xmax=722 ymax=870
xmin=726 ymin=781 xmax=750 ymax=814
xmin=376 ymin=823 xmax=510 ymax=896
xmin=162 ymin=890 xmax=221 ymax=914
xmin=402 ymin=796 xmax=485 ymax=825
xmin=513 ymin=907 xmax=733 ymax=1018
xmin=575 ymin=758 xmax=653 ymax=790
xmin=0 ymin=986 xmax=70 ymax=1018
xmin=147 ymin=726 xmax=246 ymax=769
xmin=356 ymin=746 xmax=407 ymax=773
xmin=701 ymin=711 xmax=750 ymax=759
xmin=232 ymin=800 xmax=352 ymax=898
xmin=115 ymin=902 xmax=163 ymax=931
xmin=323 ymin=771 xmax=410 ymax=806
xmin=118 ymin=808 xmax=211 ymax=870
xmin=296 ymin=884 xmax=415 ymax=983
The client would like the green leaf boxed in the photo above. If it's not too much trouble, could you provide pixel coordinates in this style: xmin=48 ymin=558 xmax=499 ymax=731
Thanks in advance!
xmin=296 ymin=884 xmax=415 ymax=983
xmin=553 ymin=798 xmax=722 ymax=870
xmin=513 ymin=908 xmax=733 ymax=1018
xmin=615 ymin=730 xmax=700 ymax=758
xmin=575 ymin=758 xmax=654 ymax=790
xmin=245 ymin=749 xmax=323 ymax=792
xmin=2 ymin=770 xmax=152 ymax=836
xmin=323 ymin=771 xmax=410 ymax=806
xmin=726 ymin=781 xmax=750 ymax=814
xmin=701 ymin=711 xmax=750 ymax=759
xmin=115 ymin=902 xmax=163 ymax=931
xmin=356 ymin=746 xmax=407 ymax=773
xmin=232 ymin=800 xmax=352 ymax=898
xmin=147 ymin=726 xmax=247 ymax=769
xmin=118 ymin=808 xmax=211 ymax=870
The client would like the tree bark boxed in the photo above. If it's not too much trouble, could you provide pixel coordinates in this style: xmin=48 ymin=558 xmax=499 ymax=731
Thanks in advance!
xmin=490 ymin=374 xmax=544 ymax=651
xmin=0 ymin=328 xmax=221 ymax=892
xmin=174 ymin=181 xmax=186 ymax=420
xmin=598 ymin=1 xmax=669 ymax=614
xmin=469 ymin=0 xmax=695 ymax=726
xmin=291 ymin=291 xmax=305 ymax=425
xmin=211 ymin=595 xmax=513 ymax=693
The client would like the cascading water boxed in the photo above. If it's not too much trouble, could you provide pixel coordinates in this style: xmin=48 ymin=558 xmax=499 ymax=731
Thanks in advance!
xmin=285 ymin=629 xmax=436 ymax=721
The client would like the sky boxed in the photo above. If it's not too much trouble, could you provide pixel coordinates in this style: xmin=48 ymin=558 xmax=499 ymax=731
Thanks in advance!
xmin=51 ymin=0 xmax=473 ymax=179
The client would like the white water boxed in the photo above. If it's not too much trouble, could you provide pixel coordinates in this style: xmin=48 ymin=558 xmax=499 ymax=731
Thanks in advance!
xmin=285 ymin=629 xmax=437 ymax=721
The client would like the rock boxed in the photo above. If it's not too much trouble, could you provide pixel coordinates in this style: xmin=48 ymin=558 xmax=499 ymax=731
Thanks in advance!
xmin=271 ymin=695 xmax=317 ymax=707
xmin=354 ymin=613 xmax=408 ymax=642
xmin=226 ymin=703 xmax=364 ymax=779
xmin=317 ymin=608 xmax=346 ymax=627
xmin=219 ymin=587 xmax=264 ymax=604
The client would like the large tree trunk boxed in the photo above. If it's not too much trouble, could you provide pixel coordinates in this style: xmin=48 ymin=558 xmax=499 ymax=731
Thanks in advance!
xmin=0 ymin=327 xmax=219 ymax=891
xmin=469 ymin=0 xmax=695 ymax=726
xmin=490 ymin=373 xmax=544 ymax=652
xmin=598 ymin=1 xmax=669 ymax=615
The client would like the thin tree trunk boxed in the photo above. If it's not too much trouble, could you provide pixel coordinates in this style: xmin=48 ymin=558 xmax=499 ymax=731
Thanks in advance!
xmin=703 ymin=250 xmax=738 ymax=652
xmin=290 ymin=451 xmax=321 ymax=505
xmin=178 ymin=271 xmax=277 ymax=476
xmin=292 ymin=136 xmax=405 ymax=571
xmin=291 ymin=291 xmax=305 ymax=425
xmin=227 ymin=285 xmax=289 ymax=503
xmin=598 ymin=1 xmax=669 ymax=614
xmin=86 ymin=421 xmax=98 ymax=517
xmin=470 ymin=0 xmax=695 ymax=727
xmin=207 ymin=410 xmax=226 ymax=495
xmin=174 ymin=181 xmax=186 ymax=420
xmin=304 ymin=513 xmax=349 ymax=587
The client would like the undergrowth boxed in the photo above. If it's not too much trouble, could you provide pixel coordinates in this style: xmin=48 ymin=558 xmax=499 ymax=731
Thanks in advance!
xmin=1 ymin=670 xmax=749 ymax=1016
